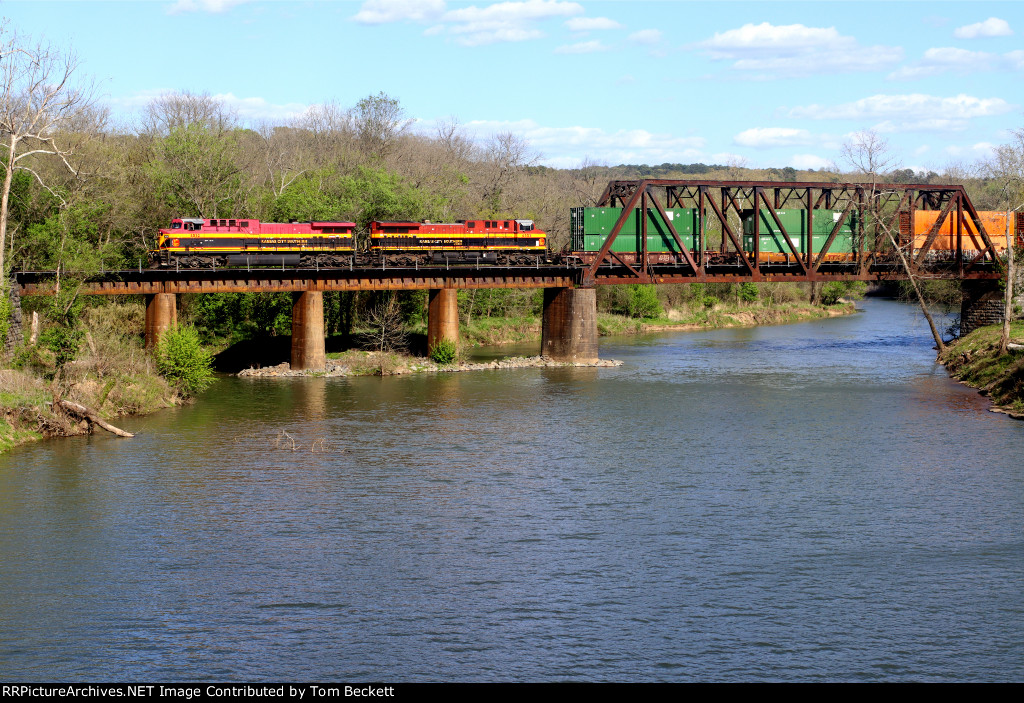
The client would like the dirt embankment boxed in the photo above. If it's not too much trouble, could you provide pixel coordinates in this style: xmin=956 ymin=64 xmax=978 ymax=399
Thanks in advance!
xmin=940 ymin=323 xmax=1024 ymax=419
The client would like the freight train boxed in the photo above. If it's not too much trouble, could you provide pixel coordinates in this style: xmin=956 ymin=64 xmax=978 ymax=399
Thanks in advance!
xmin=150 ymin=208 xmax=1024 ymax=269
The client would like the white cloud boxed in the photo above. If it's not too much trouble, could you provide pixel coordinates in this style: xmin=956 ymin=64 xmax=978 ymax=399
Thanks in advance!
xmin=451 ymin=26 xmax=544 ymax=45
xmin=889 ymin=47 xmax=997 ymax=79
xmin=110 ymin=90 xmax=310 ymax=123
xmin=734 ymin=127 xmax=814 ymax=148
xmin=554 ymin=40 xmax=607 ymax=54
xmin=873 ymin=118 xmax=974 ymax=133
xmin=1006 ymin=50 xmax=1024 ymax=70
xmin=914 ymin=145 xmax=931 ymax=156
xmin=454 ymin=118 xmax=706 ymax=167
xmin=789 ymin=154 xmax=832 ymax=170
xmin=954 ymin=17 xmax=1012 ymax=39
xmin=352 ymin=0 xmax=447 ymax=24
xmin=443 ymin=0 xmax=582 ymax=25
xmin=214 ymin=93 xmax=311 ymax=122
xmin=352 ymin=0 xmax=582 ymax=45
xmin=711 ymin=152 xmax=746 ymax=164
xmin=700 ymin=22 xmax=842 ymax=53
xmin=167 ymin=0 xmax=250 ymax=13
xmin=565 ymin=17 xmax=623 ymax=31
xmin=695 ymin=22 xmax=902 ymax=76
xmin=945 ymin=142 xmax=999 ymax=157
xmin=628 ymin=29 xmax=662 ymax=45
xmin=789 ymin=93 xmax=1013 ymax=132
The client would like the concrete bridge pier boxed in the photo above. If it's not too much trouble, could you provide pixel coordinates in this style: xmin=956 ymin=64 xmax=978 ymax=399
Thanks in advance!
xmin=144 ymin=293 xmax=177 ymax=349
xmin=291 ymin=291 xmax=326 ymax=371
xmin=960 ymin=280 xmax=1004 ymax=336
xmin=427 ymin=288 xmax=459 ymax=354
xmin=541 ymin=287 xmax=598 ymax=363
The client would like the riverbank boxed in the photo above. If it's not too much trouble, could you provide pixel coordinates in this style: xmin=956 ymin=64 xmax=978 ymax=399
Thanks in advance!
xmin=0 ymin=366 xmax=180 ymax=453
xmin=940 ymin=322 xmax=1024 ymax=418
xmin=239 ymin=353 xmax=622 ymax=378
xmin=456 ymin=300 xmax=857 ymax=347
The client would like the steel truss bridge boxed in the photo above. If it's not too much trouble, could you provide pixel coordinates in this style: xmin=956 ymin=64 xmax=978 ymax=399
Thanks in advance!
xmin=12 ymin=180 xmax=1007 ymax=297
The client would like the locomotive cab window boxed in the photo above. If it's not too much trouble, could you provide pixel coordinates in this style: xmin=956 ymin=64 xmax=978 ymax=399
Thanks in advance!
xmin=171 ymin=222 xmax=182 ymax=229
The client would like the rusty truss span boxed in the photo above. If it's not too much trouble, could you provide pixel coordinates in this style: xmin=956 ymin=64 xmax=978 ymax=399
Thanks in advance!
xmin=580 ymin=179 xmax=1010 ymax=285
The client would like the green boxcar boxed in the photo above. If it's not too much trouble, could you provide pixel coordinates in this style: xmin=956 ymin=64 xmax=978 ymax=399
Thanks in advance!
xmin=741 ymin=209 xmax=858 ymax=257
xmin=571 ymin=207 xmax=701 ymax=253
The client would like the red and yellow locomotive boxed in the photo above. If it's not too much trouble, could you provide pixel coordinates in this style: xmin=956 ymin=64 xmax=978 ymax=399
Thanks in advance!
xmin=152 ymin=217 xmax=356 ymax=268
xmin=370 ymin=218 xmax=545 ymax=266
xmin=151 ymin=217 xmax=547 ymax=268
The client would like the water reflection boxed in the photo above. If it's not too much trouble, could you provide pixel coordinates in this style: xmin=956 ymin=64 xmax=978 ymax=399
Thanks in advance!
xmin=1 ymin=298 xmax=1022 ymax=681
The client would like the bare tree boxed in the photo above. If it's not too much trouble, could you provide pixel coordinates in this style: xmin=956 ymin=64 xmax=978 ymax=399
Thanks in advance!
xmin=0 ymin=28 xmax=95 ymax=277
xmin=988 ymin=128 xmax=1024 ymax=354
xmin=841 ymin=130 xmax=897 ymax=177
xmin=570 ymin=156 xmax=606 ymax=206
xmin=435 ymin=116 xmax=475 ymax=162
xmin=141 ymin=90 xmax=236 ymax=136
xmin=362 ymin=294 xmax=407 ymax=353
xmin=352 ymin=92 xmax=411 ymax=160
xmin=840 ymin=129 xmax=946 ymax=354
xmin=480 ymin=131 xmax=536 ymax=212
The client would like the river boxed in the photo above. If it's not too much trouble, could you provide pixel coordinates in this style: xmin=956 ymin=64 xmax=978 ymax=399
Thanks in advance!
xmin=1 ymin=298 xmax=1022 ymax=681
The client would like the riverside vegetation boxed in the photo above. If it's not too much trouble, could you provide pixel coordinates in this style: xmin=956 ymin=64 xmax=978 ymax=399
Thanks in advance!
xmin=941 ymin=321 xmax=1024 ymax=418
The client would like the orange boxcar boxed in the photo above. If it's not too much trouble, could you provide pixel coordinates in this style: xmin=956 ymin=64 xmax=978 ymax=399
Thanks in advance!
xmin=907 ymin=210 xmax=1024 ymax=256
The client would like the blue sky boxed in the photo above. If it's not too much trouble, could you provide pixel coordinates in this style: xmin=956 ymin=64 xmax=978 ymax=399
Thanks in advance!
xmin=3 ymin=0 xmax=1022 ymax=172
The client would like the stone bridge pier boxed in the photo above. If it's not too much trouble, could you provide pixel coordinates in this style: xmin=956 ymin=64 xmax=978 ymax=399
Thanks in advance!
xmin=427 ymin=288 xmax=459 ymax=355
xmin=144 ymin=293 xmax=177 ymax=349
xmin=960 ymin=280 xmax=1005 ymax=336
xmin=541 ymin=287 xmax=598 ymax=363
xmin=291 ymin=291 xmax=326 ymax=371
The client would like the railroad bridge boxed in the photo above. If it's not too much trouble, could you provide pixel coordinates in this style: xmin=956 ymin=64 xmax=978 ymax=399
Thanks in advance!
xmin=7 ymin=180 xmax=1014 ymax=369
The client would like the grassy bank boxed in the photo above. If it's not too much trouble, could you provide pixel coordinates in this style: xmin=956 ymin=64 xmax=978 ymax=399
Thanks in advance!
xmin=596 ymin=301 xmax=856 ymax=337
xmin=0 ymin=301 xmax=185 ymax=454
xmin=940 ymin=322 xmax=1024 ymax=417
xmin=451 ymin=300 xmax=857 ymax=347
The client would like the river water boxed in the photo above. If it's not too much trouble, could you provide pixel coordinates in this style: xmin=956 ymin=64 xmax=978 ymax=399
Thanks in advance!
xmin=1 ymin=298 xmax=1022 ymax=682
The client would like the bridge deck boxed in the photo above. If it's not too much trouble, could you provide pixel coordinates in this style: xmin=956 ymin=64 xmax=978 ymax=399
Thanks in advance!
xmin=13 ymin=261 xmax=999 ymax=296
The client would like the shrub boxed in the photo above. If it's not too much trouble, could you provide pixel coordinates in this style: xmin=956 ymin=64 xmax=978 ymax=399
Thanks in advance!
xmin=821 ymin=281 xmax=867 ymax=305
xmin=701 ymin=295 xmax=720 ymax=309
xmin=625 ymin=284 xmax=662 ymax=318
xmin=738 ymin=282 xmax=759 ymax=303
xmin=39 ymin=325 xmax=84 ymax=371
xmin=429 ymin=338 xmax=458 ymax=364
xmin=155 ymin=325 xmax=215 ymax=397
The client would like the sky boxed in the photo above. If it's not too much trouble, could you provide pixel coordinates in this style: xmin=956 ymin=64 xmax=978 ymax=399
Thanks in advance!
xmin=2 ymin=0 xmax=1021 ymax=172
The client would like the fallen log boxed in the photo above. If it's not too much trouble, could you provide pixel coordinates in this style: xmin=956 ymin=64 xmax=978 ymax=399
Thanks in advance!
xmin=58 ymin=400 xmax=135 ymax=438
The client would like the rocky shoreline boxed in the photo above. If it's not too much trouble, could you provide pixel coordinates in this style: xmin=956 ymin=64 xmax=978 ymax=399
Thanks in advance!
xmin=238 ymin=354 xmax=623 ymax=378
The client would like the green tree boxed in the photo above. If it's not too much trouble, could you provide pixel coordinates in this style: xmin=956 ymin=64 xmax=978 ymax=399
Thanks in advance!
xmin=155 ymin=324 xmax=215 ymax=397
